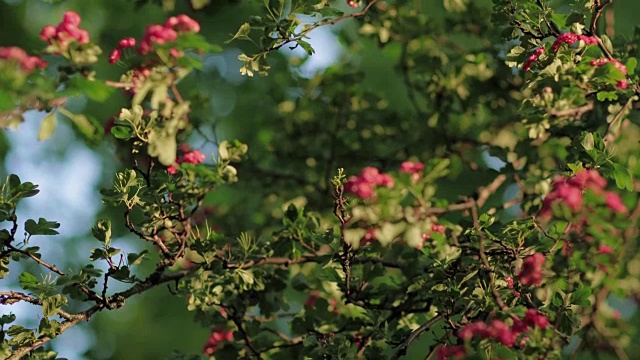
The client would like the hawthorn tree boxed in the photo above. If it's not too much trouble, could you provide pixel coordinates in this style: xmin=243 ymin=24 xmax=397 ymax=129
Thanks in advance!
xmin=0 ymin=0 xmax=639 ymax=359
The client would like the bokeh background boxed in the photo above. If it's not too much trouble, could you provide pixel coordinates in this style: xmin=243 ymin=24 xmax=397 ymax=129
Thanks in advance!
xmin=1 ymin=0 xmax=639 ymax=359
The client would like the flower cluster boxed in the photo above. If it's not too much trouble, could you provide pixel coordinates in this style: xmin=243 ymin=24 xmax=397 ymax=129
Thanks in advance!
xmin=167 ymin=145 xmax=207 ymax=174
xmin=139 ymin=14 xmax=200 ymax=55
xmin=523 ymin=48 xmax=545 ymax=72
xmin=202 ymin=329 xmax=233 ymax=356
xmin=518 ymin=252 xmax=545 ymax=286
xmin=345 ymin=167 xmax=394 ymax=199
xmin=109 ymin=37 xmax=136 ymax=64
xmin=551 ymin=32 xmax=597 ymax=52
xmin=40 ymin=11 xmax=90 ymax=53
xmin=436 ymin=345 xmax=466 ymax=360
xmin=590 ymin=58 xmax=629 ymax=89
xmin=399 ymin=160 xmax=425 ymax=183
xmin=458 ymin=309 xmax=548 ymax=348
xmin=0 ymin=47 xmax=47 ymax=73
xmin=540 ymin=169 xmax=627 ymax=218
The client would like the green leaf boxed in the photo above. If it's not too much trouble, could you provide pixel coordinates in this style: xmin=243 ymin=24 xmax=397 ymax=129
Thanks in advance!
xmin=0 ymin=313 xmax=16 ymax=326
xmin=581 ymin=132 xmax=594 ymax=151
xmin=127 ymin=250 xmax=149 ymax=266
xmin=596 ymin=91 xmax=617 ymax=102
xmin=600 ymin=34 xmax=613 ymax=56
xmin=110 ymin=125 xmax=133 ymax=139
xmin=38 ymin=317 xmax=61 ymax=338
xmin=227 ymin=23 xmax=252 ymax=43
xmin=18 ymin=271 xmax=39 ymax=290
xmin=626 ymin=57 xmax=637 ymax=74
xmin=570 ymin=286 xmax=591 ymax=307
xmin=612 ymin=163 xmax=633 ymax=191
xmin=64 ymin=76 xmax=114 ymax=102
xmin=89 ymin=248 xmax=107 ymax=261
xmin=42 ymin=294 xmax=67 ymax=317
xmin=37 ymin=112 xmax=57 ymax=141
xmin=25 ymin=218 xmax=60 ymax=236
xmin=295 ymin=40 xmax=315 ymax=56
xmin=91 ymin=219 xmax=112 ymax=245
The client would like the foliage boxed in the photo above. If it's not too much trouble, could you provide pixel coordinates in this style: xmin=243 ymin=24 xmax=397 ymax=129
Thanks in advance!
xmin=0 ymin=0 xmax=639 ymax=359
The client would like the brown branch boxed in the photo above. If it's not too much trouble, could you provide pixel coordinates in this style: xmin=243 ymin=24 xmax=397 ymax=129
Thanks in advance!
xmin=231 ymin=316 xmax=263 ymax=359
xmin=8 ymin=270 xmax=187 ymax=360
xmin=548 ymin=101 xmax=594 ymax=119
xmin=588 ymin=0 xmax=614 ymax=59
xmin=266 ymin=0 xmax=378 ymax=53
xmin=0 ymin=291 xmax=75 ymax=321
xmin=223 ymin=255 xmax=318 ymax=269
xmin=4 ymin=243 xmax=101 ymax=303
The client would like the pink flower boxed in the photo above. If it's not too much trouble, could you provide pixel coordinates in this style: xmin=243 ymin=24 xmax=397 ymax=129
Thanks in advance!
xmin=0 ymin=46 xmax=47 ymax=73
xmin=40 ymin=11 xmax=90 ymax=51
xmin=552 ymin=33 xmax=597 ymax=52
xmin=568 ymin=169 xmax=607 ymax=191
xmin=39 ymin=25 xmax=57 ymax=41
xmin=378 ymin=174 xmax=395 ymax=188
xmin=345 ymin=167 xmax=395 ymax=199
xmin=605 ymin=192 xmax=627 ymax=213
xmin=167 ymin=164 xmax=178 ymax=175
xmin=182 ymin=150 xmax=206 ymax=164
xmin=504 ymin=276 xmax=514 ymax=288
xmin=63 ymin=11 xmax=82 ymax=26
xmin=490 ymin=319 xmax=517 ymax=347
xmin=118 ymin=37 xmax=136 ymax=48
xmin=399 ymin=161 xmax=425 ymax=174
xmin=202 ymin=329 xmax=233 ymax=356
xmin=518 ymin=253 xmax=545 ymax=286
xmin=109 ymin=49 xmax=122 ymax=64
xmin=431 ymin=223 xmax=445 ymax=234
xmin=523 ymin=309 xmax=549 ymax=329
xmin=458 ymin=321 xmax=491 ymax=341
xmin=598 ymin=244 xmax=614 ymax=254
xmin=345 ymin=178 xmax=374 ymax=199
xmin=437 ymin=345 xmax=466 ymax=360
xmin=165 ymin=14 xmax=200 ymax=33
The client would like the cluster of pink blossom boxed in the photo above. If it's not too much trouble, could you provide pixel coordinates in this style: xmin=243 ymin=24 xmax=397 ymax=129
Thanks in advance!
xmin=345 ymin=167 xmax=394 ymax=199
xmin=458 ymin=309 xmax=548 ymax=348
xmin=540 ymin=169 xmax=627 ymax=218
xmin=108 ymin=14 xmax=200 ymax=63
xmin=202 ymin=328 xmax=233 ymax=356
xmin=167 ymin=144 xmax=207 ymax=174
xmin=40 ymin=11 xmax=90 ymax=52
xmin=108 ymin=37 xmax=136 ymax=64
xmin=518 ymin=252 xmax=545 ymax=286
xmin=436 ymin=344 xmax=466 ymax=360
xmin=523 ymin=47 xmax=545 ymax=72
xmin=139 ymin=14 xmax=200 ymax=55
xmin=399 ymin=160 xmax=425 ymax=183
xmin=590 ymin=58 xmax=629 ymax=89
xmin=0 ymin=46 xmax=47 ymax=73
xmin=551 ymin=32 xmax=598 ymax=52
